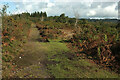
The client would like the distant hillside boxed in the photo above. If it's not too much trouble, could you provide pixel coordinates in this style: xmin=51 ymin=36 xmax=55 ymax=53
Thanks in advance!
xmin=85 ymin=19 xmax=118 ymax=23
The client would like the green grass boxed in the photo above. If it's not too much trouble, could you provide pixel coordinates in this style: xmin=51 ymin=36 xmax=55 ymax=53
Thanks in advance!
xmin=7 ymin=26 xmax=119 ymax=78
xmin=41 ymin=39 xmax=119 ymax=78
xmin=4 ymin=28 xmax=119 ymax=78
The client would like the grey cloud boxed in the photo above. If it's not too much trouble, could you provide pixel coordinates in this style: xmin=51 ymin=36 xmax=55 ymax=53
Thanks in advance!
xmin=13 ymin=2 xmax=118 ymax=18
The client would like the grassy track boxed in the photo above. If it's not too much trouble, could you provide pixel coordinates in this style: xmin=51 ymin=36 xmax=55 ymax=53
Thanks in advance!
xmin=12 ymin=26 xmax=119 ymax=78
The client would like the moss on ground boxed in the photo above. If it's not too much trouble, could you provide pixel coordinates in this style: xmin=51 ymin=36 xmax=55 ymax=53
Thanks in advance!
xmin=8 ymin=29 xmax=119 ymax=78
xmin=41 ymin=40 xmax=119 ymax=78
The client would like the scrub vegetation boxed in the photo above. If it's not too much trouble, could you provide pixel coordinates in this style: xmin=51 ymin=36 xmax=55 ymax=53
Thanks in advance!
xmin=1 ymin=5 xmax=120 ymax=78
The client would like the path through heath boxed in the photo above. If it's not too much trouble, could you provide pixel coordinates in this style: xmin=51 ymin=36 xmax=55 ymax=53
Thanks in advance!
xmin=13 ymin=25 xmax=50 ymax=78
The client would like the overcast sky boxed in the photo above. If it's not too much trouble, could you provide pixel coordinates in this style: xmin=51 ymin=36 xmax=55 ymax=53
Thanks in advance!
xmin=0 ymin=0 xmax=119 ymax=19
